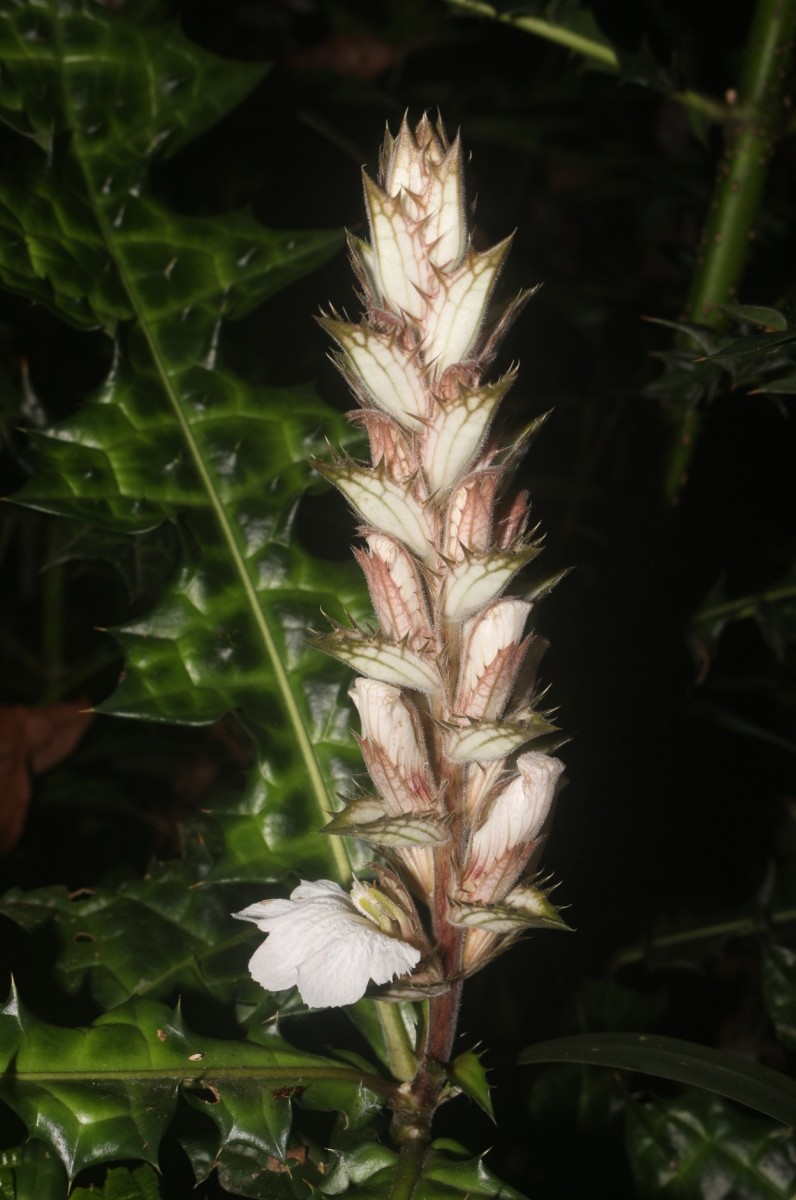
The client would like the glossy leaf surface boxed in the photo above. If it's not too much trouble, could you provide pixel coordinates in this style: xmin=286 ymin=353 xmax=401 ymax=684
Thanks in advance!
xmin=0 ymin=991 xmax=387 ymax=1182
xmin=71 ymin=1164 xmax=162 ymax=1200
xmin=520 ymin=1032 xmax=796 ymax=1127
xmin=0 ymin=867 xmax=253 ymax=1009
xmin=0 ymin=1140 xmax=69 ymax=1200
xmin=448 ymin=1050 xmax=494 ymax=1120
xmin=1 ymin=0 xmax=367 ymax=886
xmin=626 ymin=1090 xmax=796 ymax=1198
xmin=319 ymin=1137 xmax=528 ymax=1197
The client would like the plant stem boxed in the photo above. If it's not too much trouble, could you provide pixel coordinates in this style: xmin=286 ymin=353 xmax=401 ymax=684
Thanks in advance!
xmin=375 ymin=1000 xmax=418 ymax=1084
xmin=613 ymin=906 xmax=796 ymax=968
xmin=663 ymin=0 xmax=796 ymax=502
xmin=390 ymin=1137 xmax=428 ymax=1200
xmin=445 ymin=0 xmax=730 ymax=122
xmin=696 ymin=580 xmax=796 ymax=624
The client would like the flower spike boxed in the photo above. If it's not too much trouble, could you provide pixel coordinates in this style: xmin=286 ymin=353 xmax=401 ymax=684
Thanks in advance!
xmin=237 ymin=116 xmax=566 ymax=1013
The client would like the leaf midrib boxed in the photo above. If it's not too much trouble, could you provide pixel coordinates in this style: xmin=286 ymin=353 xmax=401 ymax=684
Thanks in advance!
xmin=50 ymin=6 xmax=349 ymax=884
xmin=12 ymin=1063 xmax=391 ymax=1093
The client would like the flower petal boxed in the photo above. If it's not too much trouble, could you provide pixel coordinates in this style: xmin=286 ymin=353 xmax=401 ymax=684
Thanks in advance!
xmin=233 ymin=878 xmax=421 ymax=1008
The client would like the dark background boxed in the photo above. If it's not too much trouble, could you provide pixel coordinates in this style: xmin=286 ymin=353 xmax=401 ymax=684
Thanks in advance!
xmin=2 ymin=1 xmax=796 ymax=1196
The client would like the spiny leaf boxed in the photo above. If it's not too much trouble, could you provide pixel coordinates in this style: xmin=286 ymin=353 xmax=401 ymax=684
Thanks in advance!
xmin=318 ymin=1136 xmax=528 ymax=1197
xmin=448 ymin=1050 xmax=494 ymax=1120
xmin=0 ymin=992 xmax=389 ymax=1182
xmin=71 ymin=1164 xmax=162 ymax=1200
xmin=0 ymin=865 xmax=255 ymax=1010
xmin=1 ymin=0 xmax=369 ymax=885
xmin=626 ymin=1089 xmax=796 ymax=1199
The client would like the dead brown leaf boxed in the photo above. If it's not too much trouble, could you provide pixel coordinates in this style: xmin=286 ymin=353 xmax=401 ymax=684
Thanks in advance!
xmin=0 ymin=701 xmax=94 ymax=853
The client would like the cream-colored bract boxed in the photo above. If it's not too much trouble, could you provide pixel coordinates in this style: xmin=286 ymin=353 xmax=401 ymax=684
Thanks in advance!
xmin=242 ymin=116 xmax=569 ymax=999
xmin=234 ymin=879 xmax=420 ymax=1009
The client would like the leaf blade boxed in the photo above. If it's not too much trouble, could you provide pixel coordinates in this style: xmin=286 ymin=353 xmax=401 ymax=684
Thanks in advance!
xmin=519 ymin=1032 xmax=796 ymax=1127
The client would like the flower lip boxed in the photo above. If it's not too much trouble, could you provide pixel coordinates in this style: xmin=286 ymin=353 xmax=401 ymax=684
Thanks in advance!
xmin=234 ymin=878 xmax=421 ymax=1009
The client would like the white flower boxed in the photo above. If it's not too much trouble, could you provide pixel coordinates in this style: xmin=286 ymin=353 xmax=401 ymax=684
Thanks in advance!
xmin=461 ymin=751 xmax=565 ymax=903
xmin=233 ymin=878 xmax=421 ymax=1008
xmin=472 ymin=751 xmax=565 ymax=863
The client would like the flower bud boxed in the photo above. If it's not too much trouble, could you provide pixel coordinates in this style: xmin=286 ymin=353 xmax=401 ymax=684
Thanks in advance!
xmin=461 ymin=751 xmax=564 ymax=903
xmin=454 ymin=599 xmax=531 ymax=720
xmin=353 ymin=533 xmax=432 ymax=649
xmin=350 ymin=679 xmax=436 ymax=812
xmin=444 ymin=470 xmax=501 ymax=561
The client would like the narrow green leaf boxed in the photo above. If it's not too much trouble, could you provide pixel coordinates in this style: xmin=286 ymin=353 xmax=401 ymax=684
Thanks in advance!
xmin=699 ymin=331 xmax=796 ymax=365
xmin=643 ymin=314 xmax=726 ymax=355
xmin=519 ymin=1032 xmax=796 ymax=1127
xmin=718 ymin=304 xmax=789 ymax=331
xmin=626 ymin=1090 xmax=796 ymax=1198
xmin=754 ymin=372 xmax=796 ymax=394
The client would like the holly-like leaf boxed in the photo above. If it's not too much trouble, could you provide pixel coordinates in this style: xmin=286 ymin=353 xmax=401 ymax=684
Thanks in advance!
xmin=0 ymin=865 xmax=255 ymax=1010
xmin=318 ymin=1136 xmax=528 ymax=1197
xmin=71 ymin=1164 xmax=162 ymax=1200
xmin=0 ymin=0 xmax=369 ymax=887
xmin=0 ymin=990 xmax=389 ymax=1183
xmin=448 ymin=1050 xmax=494 ymax=1120
xmin=626 ymin=1090 xmax=796 ymax=1199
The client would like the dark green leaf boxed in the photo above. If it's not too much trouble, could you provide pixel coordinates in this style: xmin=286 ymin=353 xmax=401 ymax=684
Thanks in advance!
xmin=762 ymin=942 xmax=796 ymax=1050
xmin=614 ymin=36 xmax=679 ymax=94
xmin=318 ymin=1137 xmax=528 ymax=1197
xmin=1 ymin=0 xmax=368 ymax=890
xmin=71 ymin=1165 xmax=162 ymax=1200
xmin=643 ymin=315 xmax=726 ymax=355
xmin=0 ymin=1140 xmax=68 ymax=1200
xmin=0 ymin=868 xmax=254 ymax=1009
xmin=449 ymin=1050 xmax=494 ymax=1120
xmin=754 ymin=373 xmax=796 ymax=395
xmin=0 ymin=991 xmax=389 ymax=1181
xmin=43 ymin=521 xmax=179 ymax=605
xmin=626 ymin=1089 xmax=796 ymax=1198
xmin=690 ymin=701 xmax=796 ymax=757
xmin=519 ymin=1032 xmax=796 ymax=1126
xmin=718 ymin=304 xmax=789 ymax=331
xmin=699 ymin=331 xmax=796 ymax=366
